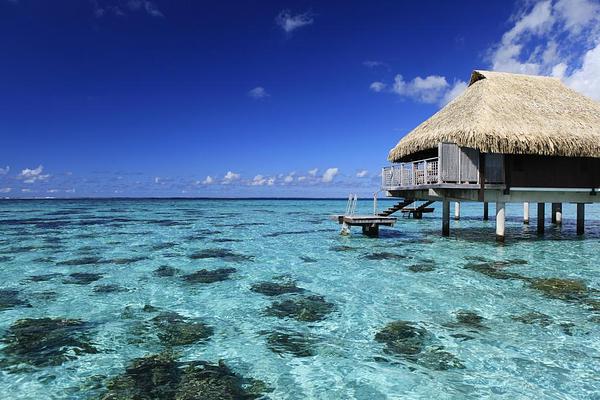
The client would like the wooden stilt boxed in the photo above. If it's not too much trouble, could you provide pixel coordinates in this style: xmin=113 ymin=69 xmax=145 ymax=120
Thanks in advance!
xmin=577 ymin=203 xmax=585 ymax=235
xmin=442 ymin=200 xmax=450 ymax=236
xmin=362 ymin=224 xmax=379 ymax=237
xmin=537 ymin=203 xmax=545 ymax=234
xmin=523 ymin=202 xmax=529 ymax=225
xmin=483 ymin=202 xmax=489 ymax=221
xmin=454 ymin=202 xmax=460 ymax=220
xmin=496 ymin=201 xmax=505 ymax=242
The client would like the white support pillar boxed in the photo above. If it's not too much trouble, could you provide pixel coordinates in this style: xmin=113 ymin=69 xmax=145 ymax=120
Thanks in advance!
xmin=555 ymin=203 xmax=562 ymax=225
xmin=454 ymin=202 xmax=461 ymax=220
xmin=442 ymin=200 xmax=450 ymax=237
xmin=496 ymin=201 xmax=505 ymax=242
xmin=523 ymin=202 xmax=529 ymax=225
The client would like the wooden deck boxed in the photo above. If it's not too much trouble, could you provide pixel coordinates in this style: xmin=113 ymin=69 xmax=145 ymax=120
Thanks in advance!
xmin=330 ymin=214 xmax=396 ymax=237
xmin=331 ymin=214 xmax=396 ymax=226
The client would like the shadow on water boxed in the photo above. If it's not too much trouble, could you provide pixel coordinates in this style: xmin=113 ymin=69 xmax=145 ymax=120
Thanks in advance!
xmin=420 ymin=225 xmax=600 ymax=244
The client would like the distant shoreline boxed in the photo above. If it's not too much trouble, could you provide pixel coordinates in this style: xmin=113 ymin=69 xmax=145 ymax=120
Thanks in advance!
xmin=0 ymin=197 xmax=379 ymax=201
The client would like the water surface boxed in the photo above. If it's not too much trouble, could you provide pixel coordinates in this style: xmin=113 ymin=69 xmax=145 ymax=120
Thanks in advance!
xmin=0 ymin=199 xmax=599 ymax=399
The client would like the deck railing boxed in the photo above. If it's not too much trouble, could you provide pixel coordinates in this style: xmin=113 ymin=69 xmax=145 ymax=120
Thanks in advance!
xmin=382 ymin=157 xmax=440 ymax=189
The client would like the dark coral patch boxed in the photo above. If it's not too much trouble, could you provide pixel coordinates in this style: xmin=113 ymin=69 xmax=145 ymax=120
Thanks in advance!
xmin=408 ymin=263 xmax=436 ymax=273
xmin=99 ymin=353 xmax=267 ymax=399
xmin=299 ymin=256 xmax=317 ymax=263
xmin=151 ymin=312 xmax=213 ymax=347
xmin=154 ymin=265 xmax=180 ymax=277
xmin=63 ymin=273 xmax=104 ymax=285
xmin=27 ymin=273 xmax=63 ymax=282
xmin=265 ymin=295 xmax=334 ymax=322
xmin=93 ymin=284 xmax=129 ymax=294
xmin=0 ymin=318 xmax=97 ymax=368
xmin=362 ymin=252 xmax=407 ymax=261
xmin=375 ymin=321 xmax=464 ymax=371
xmin=250 ymin=281 xmax=305 ymax=297
xmin=109 ymin=256 xmax=148 ymax=265
xmin=0 ymin=289 xmax=32 ymax=310
xmin=182 ymin=268 xmax=237 ymax=284
xmin=375 ymin=321 xmax=427 ymax=356
xmin=56 ymin=257 xmax=104 ymax=266
xmin=265 ymin=330 xmax=315 ymax=357
xmin=511 ymin=312 xmax=553 ymax=327
xmin=529 ymin=278 xmax=588 ymax=301
xmin=447 ymin=310 xmax=488 ymax=331
xmin=464 ymin=262 xmax=527 ymax=280
xmin=329 ymin=245 xmax=356 ymax=252
xmin=150 ymin=242 xmax=177 ymax=251
xmin=189 ymin=248 xmax=254 ymax=262
xmin=212 ymin=238 xmax=243 ymax=243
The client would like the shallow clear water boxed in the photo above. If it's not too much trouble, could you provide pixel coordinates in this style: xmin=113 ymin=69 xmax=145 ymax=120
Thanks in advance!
xmin=0 ymin=199 xmax=599 ymax=399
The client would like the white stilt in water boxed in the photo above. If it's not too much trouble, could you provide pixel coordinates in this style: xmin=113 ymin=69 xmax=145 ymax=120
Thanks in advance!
xmin=555 ymin=203 xmax=562 ymax=225
xmin=496 ymin=201 xmax=505 ymax=242
xmin=454 ymin=202 xmax=461 ymax=220
xmin=340 ymin=222 xmax=351 ymax=236
xmin=442 ymin=200 xmax=450 ymax=236
xmin=523 ymin=202 xmax=529 ymax=225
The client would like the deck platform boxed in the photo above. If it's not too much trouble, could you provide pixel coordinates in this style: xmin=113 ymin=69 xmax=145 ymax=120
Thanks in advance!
xmin=330 ymin=214 xmax=396 ymax=237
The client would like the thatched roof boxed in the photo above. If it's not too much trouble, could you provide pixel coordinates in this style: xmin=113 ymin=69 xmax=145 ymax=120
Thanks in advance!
xmin=388 ymin=70 xmax=600 ymax=162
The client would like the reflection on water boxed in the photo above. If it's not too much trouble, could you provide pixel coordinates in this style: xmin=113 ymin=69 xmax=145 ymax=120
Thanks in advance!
xmin=0 ymin=199 xmax=598 ymax=399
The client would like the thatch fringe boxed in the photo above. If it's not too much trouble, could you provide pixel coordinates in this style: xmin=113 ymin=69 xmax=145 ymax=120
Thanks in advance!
xmin=388 ymin=70 xmax=600 ymax=162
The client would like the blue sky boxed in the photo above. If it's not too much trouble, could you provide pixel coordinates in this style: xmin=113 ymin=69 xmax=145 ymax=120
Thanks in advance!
xmin=1 ymin=0 xmax=599 ymax=197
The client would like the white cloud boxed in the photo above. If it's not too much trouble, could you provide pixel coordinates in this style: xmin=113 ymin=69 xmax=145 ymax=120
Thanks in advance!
xmin=201 ymin=176 xmax=214 ymax=185
xmin=18 ymin=165 xmax=50 ymax=183
xmin=308 ymin=168 xmax=318 ymax=177
xmin=0 ymin=188 xmax=11 ymax=193
xmin=21 ymin=188 xmax=31 ymax=193
xmin=363 ymin=60 xmax=388 ymax=69
xmin=248 ymin=86 xmax=269 ymax=99
xmin=154 ymin=177 xmax=161 ymax=184
xmin=489 ymin=0 xmax=600 ymax=100
xmin=554 ymin=0 xmax=600 ymax=34
xmin=369 ymin=81 xmax=387 ymax=92
xmin=65 ymin=188 xmax=76 ymax=193
xmin=564 ymin=43 xmax=600 ymax=100
xmin=356 ymin=170 xmax=368 ymax=178
xmin=266 ymin=177 xmax=275 ymax=186
xmin=0 ymin=166 xmax=9 ymax=175
xmin=322 ymin=167 xmax=339 ymax=183
xmin=297 ymin=176 xmax=306 ymax=181
xmin=393 ymin=74 xmax=449 ymax=104
xmin=93 ymin=0 xmax=163 ymax=18
xmin=251 ymin=175 xmax=267 ymax=186
xmin=275 ymin=10 xmax=314 ymax=33
xmin=47 ymin=189 xmax=59 ymax=193
xmin=222 ymin=171 xmax=240 ymax=184
xmin=371 ymin=74 xmax=458 ymax=105
xmin=283 ymin=172 xmax=295 ymax=183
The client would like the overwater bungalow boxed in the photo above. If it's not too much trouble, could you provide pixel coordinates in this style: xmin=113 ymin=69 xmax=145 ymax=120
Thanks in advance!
xmin=376 ymin=70 xmax=600 ymax=240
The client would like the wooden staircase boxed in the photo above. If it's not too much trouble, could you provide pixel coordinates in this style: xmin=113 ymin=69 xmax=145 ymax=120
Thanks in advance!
xmin=400 ymin=200 xmax=435 ymax=219
xmin=377 ymin=199 xmax=414 ymax=217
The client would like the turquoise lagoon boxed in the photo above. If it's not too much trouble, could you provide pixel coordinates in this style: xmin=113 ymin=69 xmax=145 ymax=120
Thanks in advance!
xmin=0 ymin=199 xmax=599 ymax=399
